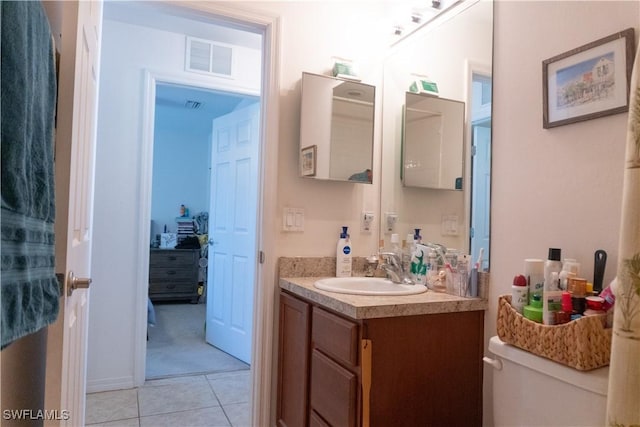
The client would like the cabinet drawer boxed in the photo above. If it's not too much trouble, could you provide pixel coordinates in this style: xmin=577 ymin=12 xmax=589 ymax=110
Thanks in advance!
xmin=310 ymin=349 xmax=357 ymax=427
xmin=312 ymin=307 xmax=359 ymax=368
xmin=309 ymin=410 xmax=330 ymax=427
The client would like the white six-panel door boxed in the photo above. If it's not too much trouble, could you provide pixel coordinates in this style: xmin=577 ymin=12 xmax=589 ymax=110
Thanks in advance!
xmin=45 ymin=1 xmax=102 ymax=425
xmin=206 ymin=102 xmax=260 ymax=364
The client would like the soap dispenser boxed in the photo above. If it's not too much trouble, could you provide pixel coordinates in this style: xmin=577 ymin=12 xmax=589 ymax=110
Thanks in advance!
xmin=336 ymin=226 xmax=352 ymax=277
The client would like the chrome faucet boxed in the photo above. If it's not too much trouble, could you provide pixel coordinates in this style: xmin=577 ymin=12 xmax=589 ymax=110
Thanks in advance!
xmin=378 ymin=252 xmax=414 ymax=285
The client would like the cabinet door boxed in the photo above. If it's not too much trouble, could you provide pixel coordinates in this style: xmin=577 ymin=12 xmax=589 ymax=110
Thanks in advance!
xmin=277 ymin=292 xmax=311 ymax=427
xmin=310 ymin=349 xmax=358 ymax=427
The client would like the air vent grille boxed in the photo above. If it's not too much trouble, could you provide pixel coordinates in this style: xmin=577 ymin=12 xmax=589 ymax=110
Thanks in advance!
xmin=186 ymin=36 xmax=233 ymax=77
xmin=185 ymin=100 xmax=202 ymax=109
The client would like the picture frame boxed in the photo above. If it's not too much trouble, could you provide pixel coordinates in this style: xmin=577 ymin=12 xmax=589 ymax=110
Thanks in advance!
xmin=300 ymin=145 xmax=317 ymax=176
xmin=542 ymin=27 xmax=635 ymax=129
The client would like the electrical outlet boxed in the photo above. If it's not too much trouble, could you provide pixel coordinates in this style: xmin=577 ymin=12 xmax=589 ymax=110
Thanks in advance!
xmin=361 ymin=211 xmax=374 ymax=233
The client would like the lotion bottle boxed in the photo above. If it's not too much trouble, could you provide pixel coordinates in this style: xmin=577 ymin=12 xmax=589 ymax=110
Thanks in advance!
xmin=336 ymin=226 xmax=352 ymax=277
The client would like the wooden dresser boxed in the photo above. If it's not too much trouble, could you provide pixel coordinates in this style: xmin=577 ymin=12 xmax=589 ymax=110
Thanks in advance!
xmin=148 ymin=248 xmax=200 ymax=303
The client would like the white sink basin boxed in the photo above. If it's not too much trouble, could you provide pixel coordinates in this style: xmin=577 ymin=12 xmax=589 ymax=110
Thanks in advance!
xmin=313 ymin=277 xmax=427 ymax=296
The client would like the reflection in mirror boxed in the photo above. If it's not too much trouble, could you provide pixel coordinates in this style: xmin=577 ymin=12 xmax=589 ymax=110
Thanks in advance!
xmin=403 ymin=93 xmax=465 ymax=190
xmin=380 ymin=0 xmax=492 ymax=268
xmin=299 ymin=72 xmax=375 ymax=183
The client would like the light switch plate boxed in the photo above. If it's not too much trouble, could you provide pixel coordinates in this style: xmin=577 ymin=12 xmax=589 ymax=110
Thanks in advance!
xmin=283 ymin=208 xmax=304 ymax=232
xmin=385 ymin=212 xmax=398 ymax=233
xmin=361 ymin=211 xmax=374 ymax=233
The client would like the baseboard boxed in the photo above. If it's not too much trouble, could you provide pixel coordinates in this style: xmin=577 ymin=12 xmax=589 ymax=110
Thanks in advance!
xmin=86 ymin=376 xmax=135 ymax=393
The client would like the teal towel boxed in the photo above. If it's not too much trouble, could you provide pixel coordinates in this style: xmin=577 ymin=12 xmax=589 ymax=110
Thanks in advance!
xmin=1 ymin=1 xmax=59 ymax=349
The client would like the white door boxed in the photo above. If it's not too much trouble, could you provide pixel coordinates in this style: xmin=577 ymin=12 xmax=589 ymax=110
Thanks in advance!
xmin=45 ymin=1 xmax=102 ymax=425
xmin=206 ymin=102 xmax=260 ymax=364
xmin=470 ymin=122 xmax=491 ymax=271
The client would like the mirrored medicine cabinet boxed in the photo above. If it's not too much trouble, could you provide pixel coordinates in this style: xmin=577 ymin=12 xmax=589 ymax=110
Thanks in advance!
xmin=299 ymin=72 xmax=375 ymax=183
xmin=403 ymin=93 xmax=465 ymax=190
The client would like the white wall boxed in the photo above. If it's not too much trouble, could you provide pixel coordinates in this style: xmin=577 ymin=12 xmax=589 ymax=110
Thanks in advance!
xmin=88 ymin=18 xmax=261 ymax=391
xmin=485 ymin=1 xmax=639 ymax=425
xmin=151 ymin=106 xmax=210 ymax=240
xmin=260 ymin=1 xmax=391 ymax=257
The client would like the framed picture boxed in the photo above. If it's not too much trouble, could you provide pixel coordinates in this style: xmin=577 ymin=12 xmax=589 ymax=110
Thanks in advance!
xmin=542 ymin=28 xmax=635 ymax=129
xmin=300 ymin=145 xmax=317 ymax=176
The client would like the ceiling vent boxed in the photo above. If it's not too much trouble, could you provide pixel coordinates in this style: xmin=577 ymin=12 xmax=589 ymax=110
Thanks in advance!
xmin=184 ymin=100 xmax=202 ymax=110
xmin=186 ymin=36 xmax=233 ymax=78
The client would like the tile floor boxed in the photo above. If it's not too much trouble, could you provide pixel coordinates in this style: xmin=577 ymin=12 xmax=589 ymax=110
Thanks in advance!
xmin=86 ymin=370 xmax=251 ymax=427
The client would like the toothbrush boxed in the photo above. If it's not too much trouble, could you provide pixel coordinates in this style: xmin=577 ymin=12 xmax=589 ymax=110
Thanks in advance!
xmin=475 ymin=248 xmax=484 ymax=270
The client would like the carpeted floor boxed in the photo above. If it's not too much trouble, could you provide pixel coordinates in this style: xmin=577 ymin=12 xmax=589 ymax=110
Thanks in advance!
xmin=146 ymin=301 xmax=249 ymax=379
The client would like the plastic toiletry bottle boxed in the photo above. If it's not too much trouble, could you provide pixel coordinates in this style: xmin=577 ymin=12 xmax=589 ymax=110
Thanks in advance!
xmin=544 ymin=248 xmax=562 ymax=286
xmin=524 ymin=258 xmax=545 ymax=304
xmin=457 ymin=254 xmax=470 ymax=297
xmin=543 ymin=272 xmax=563 ymax=325
xmin=511 ymin=274 xmax=528 ymax=314
xmin=411 ymin=243 xmax=429 ymax=285
xmin=404 ymin=229 xmax=421 ymax=276
xmin=336 ymin=226 xmax=352 ymax=277
xmin=390 ymin=233 xmax=402 ymax=259
xmin=523 ymin=294 xmax=543 ymax=323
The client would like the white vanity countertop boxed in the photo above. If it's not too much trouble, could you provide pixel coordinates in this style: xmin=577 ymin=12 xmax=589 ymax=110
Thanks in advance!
xmin=280 ymin=277 xmax=488 ymax=320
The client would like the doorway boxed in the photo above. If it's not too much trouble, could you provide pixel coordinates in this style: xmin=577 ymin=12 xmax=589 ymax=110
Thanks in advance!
xmin=146 ymin=82 xmax=260 ymax=379
xmin=469 ymin=71 xmax=492 ymax=270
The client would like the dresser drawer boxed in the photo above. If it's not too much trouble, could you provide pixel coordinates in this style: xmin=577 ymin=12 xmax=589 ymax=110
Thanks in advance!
xmin=149 ymin=280 xmax=197 ymax=295
xmin=312 ymin=307 xmax=359 ymax=368
xmin=149 ymin=266 xmax=197 ymax=281
xmin=149 ymin=249 xmax=197 ymax=267
xmin=148 ymin=248 xmax=199 ymax=302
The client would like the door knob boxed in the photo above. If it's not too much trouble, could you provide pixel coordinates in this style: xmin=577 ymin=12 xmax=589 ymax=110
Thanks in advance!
xmin=67 ymin=271 xmax=92 ymax=296
xmin=208 ymin=239 xmax=218 ymax=246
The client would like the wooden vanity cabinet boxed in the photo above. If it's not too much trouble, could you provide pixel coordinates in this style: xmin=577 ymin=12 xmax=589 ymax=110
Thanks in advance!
xmin=277 ymin=290 xmax=485 ymax=427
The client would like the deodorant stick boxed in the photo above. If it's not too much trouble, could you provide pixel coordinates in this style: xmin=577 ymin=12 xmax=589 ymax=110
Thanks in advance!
xmin=525 ymin=259 xmax=545 ymax=304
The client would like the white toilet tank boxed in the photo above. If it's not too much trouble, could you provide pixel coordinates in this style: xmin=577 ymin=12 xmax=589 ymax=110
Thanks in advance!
xmin=487 ymin=336 xmax=609 ymax=427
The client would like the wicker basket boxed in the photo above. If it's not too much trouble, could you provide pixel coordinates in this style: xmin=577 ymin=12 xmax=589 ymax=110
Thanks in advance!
xmin=496 ymin=294 xmax=612 ymax=371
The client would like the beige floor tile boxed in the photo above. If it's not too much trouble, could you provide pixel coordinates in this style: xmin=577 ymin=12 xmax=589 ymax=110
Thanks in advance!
xmin=206 ymin=371 xmax=250 ymax=406
xmin=140 ymin=406 xmax=230 ymax=427
xmin=86 ymin=417 xmax=140 ymax=427
xmin=142 ymin=374 xmax=209 ymax=388
xmin=137 ymin=380 xmax=219 ymax=417
xmin=85 ymin=389 xmax=139 ymax=425
xmin=223 ymin=402 xmax=251 ymax=427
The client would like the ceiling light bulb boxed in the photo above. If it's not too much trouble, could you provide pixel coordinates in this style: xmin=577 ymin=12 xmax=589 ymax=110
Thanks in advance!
xmin=411 ymin=12 xmax=422 ymax=24
xmin=393 ymin=25 xmax=403 ymax=36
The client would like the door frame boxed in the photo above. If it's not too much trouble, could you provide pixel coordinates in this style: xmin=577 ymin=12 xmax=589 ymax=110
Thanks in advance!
xmin=464 ymin=59 xmax=492 ymax=263
xmin=133 ymin=4 xmax=280 ymax=427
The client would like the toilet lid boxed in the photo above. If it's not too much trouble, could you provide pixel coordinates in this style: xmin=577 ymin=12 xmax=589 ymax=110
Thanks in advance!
xmin=488 ymin=336 xmax=609 ymax=396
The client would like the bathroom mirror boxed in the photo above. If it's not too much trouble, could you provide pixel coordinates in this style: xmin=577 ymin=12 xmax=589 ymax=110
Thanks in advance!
xmin=403 ymin=93 xmax=465 ymax=190
xmin=380 ymin=0 xmax=493 ymax=269
xmin=299 ymin=72 xmax=375 ymax=183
